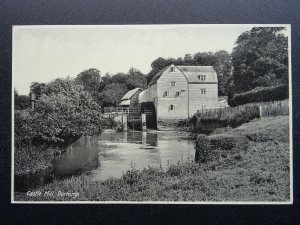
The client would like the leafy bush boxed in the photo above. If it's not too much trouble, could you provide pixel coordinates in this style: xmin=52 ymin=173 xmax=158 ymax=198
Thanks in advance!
xmin=195 ymin=134 xmax=212 ymax=163
xmin=229 ymin=84 xmax=288 ymax=106
xmin=122 ymin=168 xmax=141 ymax=186
xmin=15 ymin=79 xmax=102 ymax=147
xmin=229 ymin=109 xmax=259 ymax=128
xmin=209 ymin=134 xmax=248 ymax=151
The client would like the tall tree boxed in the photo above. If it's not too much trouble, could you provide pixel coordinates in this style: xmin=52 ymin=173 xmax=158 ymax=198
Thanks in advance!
xmin=231 ymin=27 xmax=288 ymax=93
xmin=75 ymin=68 xmax=101 ymax=93
xmin=100 ymin=83 xmax=128 ymax=107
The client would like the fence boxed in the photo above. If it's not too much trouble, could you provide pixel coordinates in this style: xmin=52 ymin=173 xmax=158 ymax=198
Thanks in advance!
xmin=196 ymin=99 xmax=289 ymax=119
xmin=103 ymin=107 xmax=139 ymax=115
xmin=259 ymin=99 xmax=289 ymax=117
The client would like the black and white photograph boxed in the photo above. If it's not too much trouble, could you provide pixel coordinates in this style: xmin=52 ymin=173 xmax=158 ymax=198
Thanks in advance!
xmin=12 ymin=24 xmax=292 ymax=203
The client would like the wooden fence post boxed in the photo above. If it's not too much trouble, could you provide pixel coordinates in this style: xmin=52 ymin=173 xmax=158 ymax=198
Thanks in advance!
xmin=141 ymin=113 xmax=147 ymax=131
xmin=122 ymin=115 xmax=128 ymax=131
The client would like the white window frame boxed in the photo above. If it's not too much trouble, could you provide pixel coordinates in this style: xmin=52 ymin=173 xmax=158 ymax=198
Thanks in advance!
xmin=170 ymin=81 xmax=176 ymax=87
xmin=163 ymin=91 xmax=169 ymax=97
xmin=198 ymin=75 xmax=207 ymax=81
xmin=201 ymin=104 xmax=206 ymax=110
xmin=200 ymin=88 xmax=206 ymax=94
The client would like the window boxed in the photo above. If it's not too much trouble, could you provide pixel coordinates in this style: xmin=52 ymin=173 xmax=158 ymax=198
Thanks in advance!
xmin=201 ymin=104 xmax=206 ymax=110
xmin=169 ymin=104 xmax=175 ymax=110
xmin=170 ymin=81 xmax=176 ymax=87
xmin=200 ymin=88 xmax=206 ymax=94
xmin=170 ymin=67 xmax=175 ymax=72
xmin=163 ymin=91 xmax=169 ymax=97
xmin=198 ymin=75 xmax=207 ymax=81
xmin=175 ymin=91 xmax=181 ymax=97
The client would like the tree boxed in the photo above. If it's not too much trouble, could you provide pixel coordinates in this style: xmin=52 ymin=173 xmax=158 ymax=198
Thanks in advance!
xmin=14 ymin=89 xmax=31 ymax=110
xmin=100 ymin=83 xmax=128 ymax=107
xmin=231 ymin=27 xmax=288 ymax=93
xmin=75 ymin=68 xmax=101 ymax=93
xmin=126 ymin=67 xmax=147 ymax=89
xmin=16 ymin=79 xmax=102 ymax=145
xmin=30 ymin=82 xmax=46 ymax=99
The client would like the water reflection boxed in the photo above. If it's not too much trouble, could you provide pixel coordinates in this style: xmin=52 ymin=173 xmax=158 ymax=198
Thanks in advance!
xmin=15 ymin=131 xmax=195 ymax=192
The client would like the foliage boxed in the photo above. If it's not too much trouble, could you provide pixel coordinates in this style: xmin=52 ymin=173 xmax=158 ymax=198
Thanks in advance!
xmin=195 ymin=134 xmax=212 ymax=163
xmin=231 ymin=27 xmax=288 ymax=93
xmin=30 ymin=82 xmax=46 ymax=99
xmin=14 ymin=89 xmax=31 ymax=110
xmin=209 ymin=134 xmax=248 ymax=151
xmin=146 ymin=50 xmax=232 ymax=96
xmin=101 ymin=67 xmax=147 ymax=91
xmin=74 ymin=68 xmax=102 ymax=104
xmin=100 ymin=83 xmax=129 ymax=107
xmin=229 ymin=84 xmax=288 ymax=106
xmin=15 ymin=78 xmax=102 ymax=146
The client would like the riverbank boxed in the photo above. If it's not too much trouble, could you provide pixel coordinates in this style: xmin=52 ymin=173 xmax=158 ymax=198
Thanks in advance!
xmin=15 ymin=116 xmax=290 ymax=202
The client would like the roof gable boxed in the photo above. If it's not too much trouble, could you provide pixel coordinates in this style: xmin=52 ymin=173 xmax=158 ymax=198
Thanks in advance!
xmin=148 ymin=65 xmax=172 ymax=86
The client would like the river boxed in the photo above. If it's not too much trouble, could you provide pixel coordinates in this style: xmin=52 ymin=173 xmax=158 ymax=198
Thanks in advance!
xmin=15 ymin=130 xmax=196 ymax=192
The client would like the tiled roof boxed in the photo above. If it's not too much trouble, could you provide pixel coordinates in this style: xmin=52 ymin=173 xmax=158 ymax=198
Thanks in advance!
xmin=148 ymin=64 xmax=218 ymax=85
xmin=121 ymin=88 xmax=142 ymax=100
xmin=177 ymin=66 xmax=218 ymax=83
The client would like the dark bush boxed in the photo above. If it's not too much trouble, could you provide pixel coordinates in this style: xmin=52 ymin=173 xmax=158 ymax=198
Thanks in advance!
xmin=167 ymin=165 xmax=183 ymax=176
xmin=209 ymin=134 xmax=248 ymax=151
xmin=229 ymin=109 xmax=259 ymax=128
xmin=229 ymin=84 xmax=288 ymax=106
xmin=195 ymin=134 xmax=212 ymax=163
xmin=122 ymin=168 xmax=141 ymax=186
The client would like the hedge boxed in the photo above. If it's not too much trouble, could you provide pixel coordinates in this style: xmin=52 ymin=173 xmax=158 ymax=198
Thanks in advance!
xmin=229 ymin=84 xmax=288 ymax=106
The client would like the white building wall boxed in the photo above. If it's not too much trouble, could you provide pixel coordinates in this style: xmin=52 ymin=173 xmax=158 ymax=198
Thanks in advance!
xmin=189 ymin=83 xmax=218 ymax=116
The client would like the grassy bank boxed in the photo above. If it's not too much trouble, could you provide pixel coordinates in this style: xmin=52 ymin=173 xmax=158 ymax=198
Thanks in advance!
xmin=15 ymin=116 xmax=290 ymax=202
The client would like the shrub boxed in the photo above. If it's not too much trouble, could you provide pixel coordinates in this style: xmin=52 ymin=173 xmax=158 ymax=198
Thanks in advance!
xmin=229 ymin=84 xmax=288 ymax=106
xmin=122 ymin=168 xmax=141 ymax=186
xmin=166 ymin=165 xmax=183 ymax=176
xmin=195 ymin=134 xmax=212 ymax=163
xmin=209 ymin=134 xmax=248 ymax=151
xmin=229 ymin=109 xmax=259 ymax=128
xmin=15 ymin=80 xmax=102 ymax=147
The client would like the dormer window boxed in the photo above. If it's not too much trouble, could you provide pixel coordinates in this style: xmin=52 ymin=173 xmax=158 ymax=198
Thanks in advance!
xmin=170 ymin=81 xmax=176 ymax=87
xmin=198 ymin=75 xmax=207 ymax=81
xmin=170 ymin=67 xmax=175 ymax=72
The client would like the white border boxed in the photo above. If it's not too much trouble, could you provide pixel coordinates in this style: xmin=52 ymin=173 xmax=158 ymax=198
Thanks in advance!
xmin=11 ymin=24 xmax=293 ymax=204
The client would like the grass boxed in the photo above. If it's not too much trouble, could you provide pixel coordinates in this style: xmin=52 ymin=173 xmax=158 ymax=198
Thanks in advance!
xmin=15 ymin=116 xmax=290 ymax=202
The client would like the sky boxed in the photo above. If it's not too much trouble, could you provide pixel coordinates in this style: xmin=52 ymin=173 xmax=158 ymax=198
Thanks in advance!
xmin=13 ymin=25 xmax=258 ymax=95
